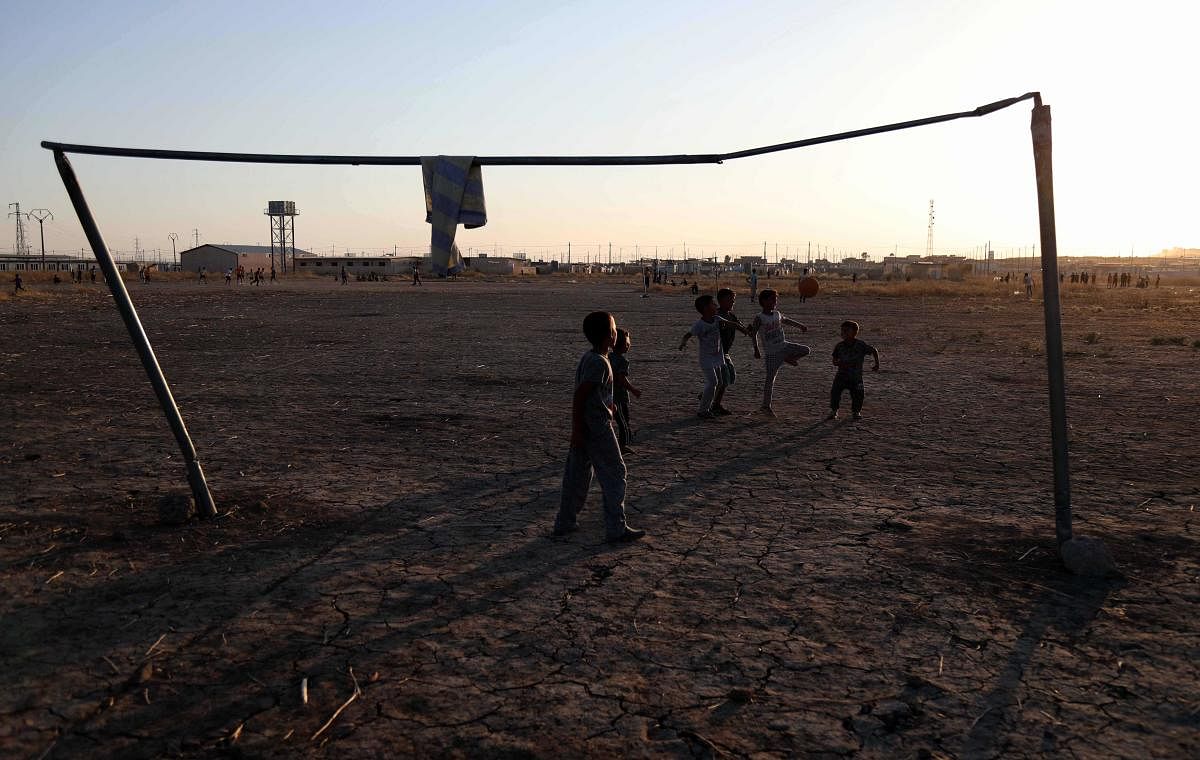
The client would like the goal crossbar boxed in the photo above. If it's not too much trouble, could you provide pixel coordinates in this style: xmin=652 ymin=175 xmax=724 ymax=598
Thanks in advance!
xmin=42 ymin=93 xmax=1037 ymax=166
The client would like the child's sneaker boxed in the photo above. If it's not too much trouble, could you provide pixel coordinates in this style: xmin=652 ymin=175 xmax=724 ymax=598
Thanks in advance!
xmin=759 ymin=405 xmax=777 ymax=418
xmin=712 ymin=405 xmax=733 ymax=416
xmin=697 ymin=410 xmax=716 ymax=420
xmin=852 ymin=413 xmax=863 ymax=421
xmin=552 ymin=523 xmax=579 ymax=537
xmin=825 ymin=410 xmax=839 ymax=421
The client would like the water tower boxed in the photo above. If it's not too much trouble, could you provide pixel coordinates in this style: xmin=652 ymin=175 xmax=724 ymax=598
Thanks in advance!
xmin=265 ymin=201 xmax=298 ymax=273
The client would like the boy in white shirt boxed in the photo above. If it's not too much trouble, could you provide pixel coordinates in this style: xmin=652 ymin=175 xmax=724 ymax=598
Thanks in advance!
xmin=746 ymin=288 xmax=810 ymax=417
xmin=679 ymin=295 xmax=747 ymax=419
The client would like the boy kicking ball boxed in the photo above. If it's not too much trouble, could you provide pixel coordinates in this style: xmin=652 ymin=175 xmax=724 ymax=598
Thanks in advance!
xmin=827 ymin=320 xmax=880 ymax=421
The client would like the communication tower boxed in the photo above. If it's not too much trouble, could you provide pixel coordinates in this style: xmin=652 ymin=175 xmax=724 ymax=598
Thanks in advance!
xmin=265 ymin=201 xmax=298 ymax=273
xmin=925 ymin=199 xmax=935 ymax=257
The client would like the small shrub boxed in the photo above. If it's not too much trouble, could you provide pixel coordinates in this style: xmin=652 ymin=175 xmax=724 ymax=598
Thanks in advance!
xmin=1018 ymin=338 xmax=1044 ymax=355
xmin=1083 ymin=332 xmax=1101 ymax=344
xmin=1149 ymin=336 xmax=1188 ymax=346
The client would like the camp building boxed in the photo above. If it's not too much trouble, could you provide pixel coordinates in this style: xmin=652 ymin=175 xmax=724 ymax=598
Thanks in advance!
xmin=179 ymin=244 xmax=310 ymax=274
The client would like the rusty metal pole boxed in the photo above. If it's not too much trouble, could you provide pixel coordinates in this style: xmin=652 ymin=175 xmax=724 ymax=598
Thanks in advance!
xmin=1029 ymin=97 xmax=1072 ymax=546
xmin=52 ymin=151 xmax=217 ymax=519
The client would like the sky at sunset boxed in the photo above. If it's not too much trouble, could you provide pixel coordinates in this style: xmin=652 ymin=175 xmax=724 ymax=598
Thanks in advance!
xmin=1 ymin=0 xmax=1195 ymax=261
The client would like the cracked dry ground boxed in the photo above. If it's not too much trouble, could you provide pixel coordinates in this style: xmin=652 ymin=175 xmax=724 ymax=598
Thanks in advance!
xmin=1 ymin=278 xmax=1197 ymax=759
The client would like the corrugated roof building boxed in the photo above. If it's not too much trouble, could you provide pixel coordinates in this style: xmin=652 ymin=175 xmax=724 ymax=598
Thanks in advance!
xmin=179 ymin=244 xmax=310 ymax=274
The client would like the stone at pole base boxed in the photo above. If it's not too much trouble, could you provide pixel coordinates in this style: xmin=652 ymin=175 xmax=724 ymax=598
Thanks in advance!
xmin=1060 ymin=536 xmax=1120 ymax=578
xmin=157 ymin=492 xmax=195 ymax=526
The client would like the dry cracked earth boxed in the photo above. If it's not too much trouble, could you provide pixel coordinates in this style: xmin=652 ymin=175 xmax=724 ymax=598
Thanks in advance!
xmin=1 ymin=276 xmax=1197 ymax=758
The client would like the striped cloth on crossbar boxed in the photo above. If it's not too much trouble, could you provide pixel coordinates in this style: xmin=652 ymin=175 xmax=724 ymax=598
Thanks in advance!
xmin=422 ymin=156 xmax=486 ymax=275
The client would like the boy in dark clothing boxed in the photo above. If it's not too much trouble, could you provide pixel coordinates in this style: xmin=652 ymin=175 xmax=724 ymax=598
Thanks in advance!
xmin=713 ymin=287 xmax=750 ymax=415
xmin=554 ymin=311 xmax=645 ymax=543
xmin=826 ymin=320 xmax=880 ymax=421
xmin=610 ymin=329 xmax=640 ymax=453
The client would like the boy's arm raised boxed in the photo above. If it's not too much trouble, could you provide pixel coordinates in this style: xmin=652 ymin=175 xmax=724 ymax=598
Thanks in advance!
xmin=715 ymin=314 xmax=754 ymax=336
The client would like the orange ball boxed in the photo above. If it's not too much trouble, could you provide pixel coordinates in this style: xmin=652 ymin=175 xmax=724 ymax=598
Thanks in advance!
xmin=798 ymin=276 xmax=819 ymax=298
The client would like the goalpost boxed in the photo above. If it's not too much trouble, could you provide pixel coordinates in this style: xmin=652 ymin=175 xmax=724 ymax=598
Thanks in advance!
xmin=43 ymin=92 xmax=1095 ymax=566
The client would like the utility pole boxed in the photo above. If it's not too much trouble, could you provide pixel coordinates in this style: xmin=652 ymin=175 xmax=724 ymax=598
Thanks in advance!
xmin=168 ymin=232 xmax=178 ymax=268
xmin=29 ymin=209 xmax=53 ymax=268
xmin=9 ymin=203 xmax=31 ymax=258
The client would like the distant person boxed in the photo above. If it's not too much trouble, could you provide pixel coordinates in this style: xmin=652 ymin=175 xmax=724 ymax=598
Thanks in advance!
xmin=224 ymin=268 xmax=232 ymax=285
xmin=270 ymin=267 xmax=277 ymax=283
xmin=236 ymin=265 xmax=245 ymax=284
xmin=341 ymin=266 xmax=348 ymax=285
xmin=690 ymin=281 xmax=699 ymax=295
xmin=553 ymin=311 xmax=645 ymax=543
xmin=1155 ymin=274 xmax=1161 ymax=288
xmin=199 ymin=266 xmax=207 ymax=284
xmin=749 ymin=268 xmax=759 ymax=300
xmin=90 ymin=266 xmax=97 ymax=284
xmin=642 ymin=266 xmax=651 ymax=297
xmin=679 ymin=294 xmax=742 ymax=419
xmin=852 ymin=272 xmax=858 ymax=284
xmin=412 ymin=266 xmax=422 ymax=286
xmin=13 ymin=272 xmax=24 ymax=294
xmin=53 ymin=273 xmax=61 ymax=285
xmin=826 ymin=320 xmax=880 ymax=422
xmin=1023 ymin=272 xmax=1033 ymax=299
xmin=746 ymin=288 xmax=810 ymax=417
xmin=610 ymin=329 xmax=640 ymax=453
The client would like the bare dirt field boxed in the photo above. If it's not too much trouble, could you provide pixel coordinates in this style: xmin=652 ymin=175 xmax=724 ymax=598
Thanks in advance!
xmin=2 ymin=274 xmax=1198 ymax=758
